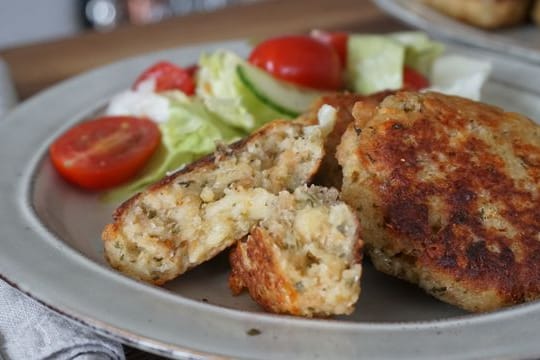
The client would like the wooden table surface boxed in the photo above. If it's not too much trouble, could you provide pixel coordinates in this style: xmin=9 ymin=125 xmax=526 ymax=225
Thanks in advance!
xmin=1 ymin=0 xmax=406 ymax=358
xmin=0 ymin=0 xmax=406 ymax=101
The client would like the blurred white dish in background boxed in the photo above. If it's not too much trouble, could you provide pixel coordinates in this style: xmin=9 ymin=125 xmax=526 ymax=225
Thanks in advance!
xmin=373 ymin=0 xmax=540 ymax=65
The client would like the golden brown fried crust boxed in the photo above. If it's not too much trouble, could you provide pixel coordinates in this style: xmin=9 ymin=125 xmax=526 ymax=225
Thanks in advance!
xmin=339 ymin=91 xmax=540 ymax=312
xmin=299 ymin=91 xmax=392 ymax=188
xmin=229 ymin=229 xmax=300 ymax=315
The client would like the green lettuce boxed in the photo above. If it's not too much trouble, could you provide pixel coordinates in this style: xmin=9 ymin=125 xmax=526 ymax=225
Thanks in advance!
xmin=196 ymin=50 xmax=288 ymax=131
xmin=102 ymin=92 xmax=243 ymax=202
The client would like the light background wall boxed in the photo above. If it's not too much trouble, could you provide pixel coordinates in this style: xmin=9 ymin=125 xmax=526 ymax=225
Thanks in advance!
xmin=0 ymin=0 xmax=83 ymax=50
xmin=0 ymin=0 xmax=261 ymax=50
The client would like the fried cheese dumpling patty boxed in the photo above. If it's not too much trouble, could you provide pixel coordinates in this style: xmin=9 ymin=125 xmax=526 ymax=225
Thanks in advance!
xmin=229 ymin=185 xmax=363 ymax=317
xmin=102 ymin=120 xmax=325 ymax=285
xmin=297 ymin=91 xmax=392 ymax=189
xmin=337 ymin=91 xmax=540 ymax=312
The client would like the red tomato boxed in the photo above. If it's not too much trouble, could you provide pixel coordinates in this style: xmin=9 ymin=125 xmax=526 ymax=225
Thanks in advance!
xmin=133 ymin=61 xmax=195 ymax=95
xmin=403 ymin=66 xmax=430 ymax=90
xmin=311 ymin=30 xmax=348 ymax=67
xmin=49 ymin=116 xmax=161 ymax=190
xmin=248 ymin=35 xmax=343 ymax=90
xmin=185 ymin=64 xmax=199 ymax=77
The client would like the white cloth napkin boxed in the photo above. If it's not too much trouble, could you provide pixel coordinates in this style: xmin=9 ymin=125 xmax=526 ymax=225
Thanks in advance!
xmin=0 ymin=280 xmax=125 ymax=360
xmin=0 ymin=58 xmax=126 ymax=360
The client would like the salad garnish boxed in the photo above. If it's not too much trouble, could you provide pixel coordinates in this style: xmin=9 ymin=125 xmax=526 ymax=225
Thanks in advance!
xmin=48 ymin=31 xmax=491 ymax=201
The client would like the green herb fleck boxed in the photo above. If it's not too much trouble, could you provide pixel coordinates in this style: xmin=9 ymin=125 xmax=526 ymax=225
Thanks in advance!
xmin=247 ymin=328 xmax=261 ymax=336
xmin=430 ymin=286 xmax=447 ymax=293
xmin=178 ymin=180 xmax=194 ymax=188
xmin=141 ymin=205 xmax=157 ymax=219
xmin=151 ymin=271 xmax=161 ymax=281
xmin=479 ymin=208 xmax=486 ymax=221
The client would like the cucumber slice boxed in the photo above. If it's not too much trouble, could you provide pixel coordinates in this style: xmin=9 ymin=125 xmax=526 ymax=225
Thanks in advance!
xmin=236 ymin=63 xmax=323 ymax=117
xmin=346 ymin=35 xmax=405 ymax=95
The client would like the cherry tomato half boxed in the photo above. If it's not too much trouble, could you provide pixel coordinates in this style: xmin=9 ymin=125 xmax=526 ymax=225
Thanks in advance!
xmin=403 ymin=66 xmax=430 ymax=91
xmin=133 ymin=61 xmax=196 ymax=95
xmin=49 ymin=116 xmax=161 ymax=190
xmin=311 ymin=30 xmax=348 ymax=67
xmin=185 ymin=64 xmax=199 ymax=77
xmin=248 ymin=35 xmax=343 ymax=91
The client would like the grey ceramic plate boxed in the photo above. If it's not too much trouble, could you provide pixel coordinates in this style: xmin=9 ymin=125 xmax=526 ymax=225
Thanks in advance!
xmin=374 ymin=0 xmax=540 ymax=64
xmin=1 ymin=39 xmax=540 ymax=360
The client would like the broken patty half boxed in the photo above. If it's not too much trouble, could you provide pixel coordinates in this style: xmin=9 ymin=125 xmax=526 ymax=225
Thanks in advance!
xmin=298 ymin=91 xmax=392 ymax=189
xmin=102 ymin=120 xmax=325 ymax=285
xmin=229 ymin=185 xmax=363 ymax=317
xmin=337 ymin=91 xmax=540 ymax=312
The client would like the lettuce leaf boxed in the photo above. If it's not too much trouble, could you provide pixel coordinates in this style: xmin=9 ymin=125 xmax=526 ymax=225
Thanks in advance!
xmin=196 ymin=50 xmax=288 ymax=131
xmin=102 ymin=92 xmax=243 ymax=202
